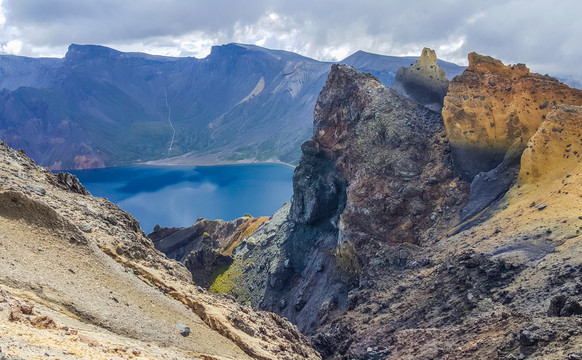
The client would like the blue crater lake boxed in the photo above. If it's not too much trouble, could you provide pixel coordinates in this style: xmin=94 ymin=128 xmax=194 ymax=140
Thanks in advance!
xmin=70 ymin=164 xmax=295 ymax=233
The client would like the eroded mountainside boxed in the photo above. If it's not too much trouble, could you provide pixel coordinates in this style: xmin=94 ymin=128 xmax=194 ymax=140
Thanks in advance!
xmin=0 ymin=142 xmax=320 ymax=359
xmin=153 ymin=51 xmax=582 ymax=359
xmin=0 ymin=44 xmax=465 ymax=170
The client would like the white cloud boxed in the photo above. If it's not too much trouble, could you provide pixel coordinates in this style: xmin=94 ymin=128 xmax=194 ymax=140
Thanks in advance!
xmin=1 ymin=39 xmax=22 ymax=54
xmin=466 ymin=12 xmax=485 ymax=25
xmin=0 ymin=0 xmax=581 ymax=82
xmin=438 ymin=35 xmax=467 ymax=65
xmin=109 ymin=32 xmax=220 ymax=58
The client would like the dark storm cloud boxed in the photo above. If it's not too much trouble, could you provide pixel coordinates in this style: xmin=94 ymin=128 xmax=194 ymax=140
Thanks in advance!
xmin=1 ymin=0 xmax=581 ymax=81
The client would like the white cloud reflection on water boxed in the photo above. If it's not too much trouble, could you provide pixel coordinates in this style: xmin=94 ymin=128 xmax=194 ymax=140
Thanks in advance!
xmin=73 ymin=164 xmax=295 ymax=233
xmin=118 ymin=181 xmax=219 ymax=232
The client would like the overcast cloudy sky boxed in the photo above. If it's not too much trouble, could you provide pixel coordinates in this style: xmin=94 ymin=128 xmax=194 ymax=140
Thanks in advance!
xmin=1 ymin=0 xmax=580 ymax=81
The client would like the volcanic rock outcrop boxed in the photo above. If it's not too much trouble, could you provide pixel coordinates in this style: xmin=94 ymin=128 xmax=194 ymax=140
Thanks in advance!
xmin=293 ymin=65 xmax=582 ymax=359
xmin=296 ymin=63 xmax=461 ymax=258
xmin=149 ymin=55 xmax=582 ymax=359
xmin=443 ymin=52 xmax=582 ymax=180
xmin=170 ymin=64 xmax=469 ymax=358
xmin=392 ymin=47 xmax=450 ymax=112
xmin=150 ymin=216 xmax=268 ymax=288
xmin=0 ymin=141 xmax=319 ymax=359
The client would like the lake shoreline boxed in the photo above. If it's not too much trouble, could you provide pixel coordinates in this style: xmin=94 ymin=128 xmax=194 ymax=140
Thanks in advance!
xmin=59 ymin=159 xmax=296 ymax=172
xmin=142 ymin=159 xmax=297 ymax=169
xmin=141 ymin=152 xmax=297 ymax=169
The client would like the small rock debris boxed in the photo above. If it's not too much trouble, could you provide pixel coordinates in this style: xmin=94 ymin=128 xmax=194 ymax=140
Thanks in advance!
xmin=176 ymin=322 xmax=190 ymax=337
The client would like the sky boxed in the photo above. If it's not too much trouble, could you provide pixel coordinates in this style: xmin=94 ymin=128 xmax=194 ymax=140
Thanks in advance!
xmin=0 ymin=0 xmax=581 ymax=82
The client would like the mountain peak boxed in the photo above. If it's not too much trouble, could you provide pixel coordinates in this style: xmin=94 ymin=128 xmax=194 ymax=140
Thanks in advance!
xmin=207 ymin=43 xmax=316 ymax=63
xmin=207 ymin=43 xmax=270 ymax=59
xmin=65 ymin=44 xmax=180 ymax=62
xmin=391 ymin=47 xmax=449 ymax=111
xmin=65 ymin=44 xmax=122 ymax=59
xmin=467 ymin=51 xmax=530 ymax=76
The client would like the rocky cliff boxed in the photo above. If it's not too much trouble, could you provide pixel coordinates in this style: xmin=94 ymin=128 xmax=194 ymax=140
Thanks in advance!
xmin=150 ymin=49 xmax=582 ymax=359
xmin=391 ymin=47 xmax=449 ymax=112
xmin=152 ymin=55 xmax=470 ymax=357
xmin=443 ymin=52 xmax=582 ymax=179
xmin=0 ymin=142 xmax=320 ymax=359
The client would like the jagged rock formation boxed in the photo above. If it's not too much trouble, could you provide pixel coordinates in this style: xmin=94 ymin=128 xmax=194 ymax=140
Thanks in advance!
xmin=296 ymin=64 xmax=462 ymax=260
xmin=391 ymin=47 xmax=450 ymax=111
xmin=170 ymin=64 xmax=469 ymax=358
xmin=0 ymin=141 xmax=320 ymax=359
xmin=519 ymin=105 xmax=582 ymax=184
xmin=443 ymin=52 xmax=582 ymax=180
xmin=149 ymin=59 xmax=582 ymax=359
xmin=150 ymin=216 xmax=268 ymax=288
xmin=290 ymin=66 xmax=582 ymax=359
xmin=288 ymin=62 xmax=464 ymax=333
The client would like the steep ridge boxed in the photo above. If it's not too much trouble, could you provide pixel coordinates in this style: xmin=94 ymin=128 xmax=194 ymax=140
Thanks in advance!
xmin=152 ymin=51 xmax=582 ymax=359
xmin=157 ymin=59 xmax=469 ymax=358
xmin=0 ymin=142 xmax=320 ymax=359
xmin=249 ymin=62 xmax=468 ymax=358
xmin=0 ymin=44 xmax=465 ymax=169
xmin=443 ymin=52 xmax=582 ymax=179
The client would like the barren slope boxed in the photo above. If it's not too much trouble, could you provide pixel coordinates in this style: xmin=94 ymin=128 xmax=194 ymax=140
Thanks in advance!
xmin=0 ymin=141 xmax=319 ymax=359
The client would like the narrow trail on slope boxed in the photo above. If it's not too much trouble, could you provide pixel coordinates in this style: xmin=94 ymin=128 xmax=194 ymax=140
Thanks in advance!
xmin=165 ymin=88 xmax=176 ymax=153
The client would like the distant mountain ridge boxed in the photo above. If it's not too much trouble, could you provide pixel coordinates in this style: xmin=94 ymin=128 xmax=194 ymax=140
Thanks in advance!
xmin=0 ymin=43 xmax=465 ymax=169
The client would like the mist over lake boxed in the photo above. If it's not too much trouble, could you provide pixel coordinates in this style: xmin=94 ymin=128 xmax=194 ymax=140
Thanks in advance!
xmin=70 ymin=164 xmax=294 ymax=233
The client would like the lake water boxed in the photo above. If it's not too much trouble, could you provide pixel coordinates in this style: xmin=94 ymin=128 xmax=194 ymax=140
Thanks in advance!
xmin=70 ymin=164 xmax=295 ymax=233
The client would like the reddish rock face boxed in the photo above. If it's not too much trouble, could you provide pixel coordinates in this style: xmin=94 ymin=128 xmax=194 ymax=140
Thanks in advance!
xmin=73 ymin=154 xmax=106 ymax=169
xmin=443 ymin=52 xmax=582 ymax=179
xmin=292 ymin=64 xmax=464 ymax=257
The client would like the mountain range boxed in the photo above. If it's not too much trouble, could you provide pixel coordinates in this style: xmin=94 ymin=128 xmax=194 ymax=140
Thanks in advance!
xmin=0 ymin=43 xmax=465 ymax=169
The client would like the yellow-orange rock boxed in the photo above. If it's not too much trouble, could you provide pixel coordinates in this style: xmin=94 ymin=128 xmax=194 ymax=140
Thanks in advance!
xmin=486 ymin=105 xmax=582 ymax=252
xmin=443 ymin=52 xmax=582 ymax=179
xmin=519 ymin=105 xmax=582 ymax=184
xmin=392 ymin=47 xmax=449 ymax=112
